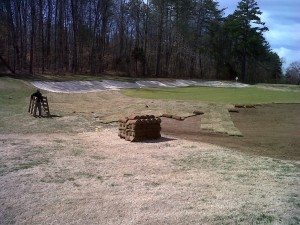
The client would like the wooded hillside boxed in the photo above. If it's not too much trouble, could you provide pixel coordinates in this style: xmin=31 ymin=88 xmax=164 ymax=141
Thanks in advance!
xmin=0 ymin=0 xmax=282 ymax=83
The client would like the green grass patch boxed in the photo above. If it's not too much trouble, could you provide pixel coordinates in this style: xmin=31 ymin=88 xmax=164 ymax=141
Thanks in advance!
xmin=254 ymin=213 xmax=276 ymax=223
xmin=0 ymin=164 xmax=8 ymax=176
xmin=122 ymin=87 xmax=300 ymax=104
xmin=123 ymin=173 xmax=134 ymax=177
xmin=0 ymin=77 xmax=34 ymax=112
xmin=71 ymin=148 xmax=85 ymax=156
xmin=0 ymin=77 xmax=95 ymax=134
xmin=13 ymin=158 xmax=49 ymax=171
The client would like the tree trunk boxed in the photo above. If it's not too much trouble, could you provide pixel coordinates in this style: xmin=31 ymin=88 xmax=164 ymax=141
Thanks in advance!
xmin=90 ymin=0 xmax=101 ymax=74
xmin=142 ymin=0 xmax=149 ymax=77
xmin=30 ymin=0 xmax=36 ymax=75
xmin=0 ymin=55 xmax=15 ymax=74
xmin=242 ymin=49 xmax=247 ymax=82
xmin=155 ymin=1 xmax=164 ymax=77
xmin=5 ymin=0 xmax=20 ymax=72
xmin=71 ymin=0 xmax=78 ymax=73
xmin=46 ymin=0 xmax=52 ymax=69
xmin=39 ymin=0 xmax=45 ymax=73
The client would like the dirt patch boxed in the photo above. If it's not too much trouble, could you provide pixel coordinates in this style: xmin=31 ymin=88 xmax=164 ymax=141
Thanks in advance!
xmin=161 ymin=104 xmax=300 ymax=161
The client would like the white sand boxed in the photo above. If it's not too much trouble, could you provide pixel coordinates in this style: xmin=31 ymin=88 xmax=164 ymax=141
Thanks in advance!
xmin=31 ymin=80 xmax=249 ymax=93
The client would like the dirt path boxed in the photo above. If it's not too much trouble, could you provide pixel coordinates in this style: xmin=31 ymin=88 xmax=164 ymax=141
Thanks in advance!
xmin=161 ymin=104 xmax=300 ymax=160
xmin=0 ymin=129 xmax=299 ymax=224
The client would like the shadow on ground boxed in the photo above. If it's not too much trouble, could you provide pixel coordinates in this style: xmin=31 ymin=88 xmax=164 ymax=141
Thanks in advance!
xmin=141 ymin=137 xmax=177 ymax=143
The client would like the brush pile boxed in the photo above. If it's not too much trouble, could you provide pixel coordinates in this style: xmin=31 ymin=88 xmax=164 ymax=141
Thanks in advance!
xmin=119 ymin=115 xmax=161 ymax=142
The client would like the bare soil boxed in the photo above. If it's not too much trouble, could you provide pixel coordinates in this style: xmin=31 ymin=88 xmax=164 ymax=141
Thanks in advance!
xmin=161 ymin=103 xmax=300 ymax=161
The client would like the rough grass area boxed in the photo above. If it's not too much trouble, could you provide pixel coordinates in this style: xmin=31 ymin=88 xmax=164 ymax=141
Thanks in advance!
xmin=122 ymin=86 xmax=300 ymax=104
xmin=0 ymin=129 xmax=299 ymax=224
xmin=0 ymin=77 xmax=96 ymax=134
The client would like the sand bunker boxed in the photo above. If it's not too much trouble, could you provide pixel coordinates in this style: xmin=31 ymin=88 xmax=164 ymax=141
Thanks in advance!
xmin=31 ymin=80 xmax=249 ymax=93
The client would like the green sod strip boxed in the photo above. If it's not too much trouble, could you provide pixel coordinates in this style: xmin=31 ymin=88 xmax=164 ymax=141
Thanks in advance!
xmin=122 ymin=87 xmax=300 ymax=104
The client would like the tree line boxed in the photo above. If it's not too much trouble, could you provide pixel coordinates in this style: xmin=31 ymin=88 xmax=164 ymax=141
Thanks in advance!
xmin=0 ymin=0 xmax=283 ymax=83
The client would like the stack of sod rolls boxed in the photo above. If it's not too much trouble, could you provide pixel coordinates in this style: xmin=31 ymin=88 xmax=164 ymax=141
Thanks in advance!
xmin=118 ymin=115 xmax=161 ymax=142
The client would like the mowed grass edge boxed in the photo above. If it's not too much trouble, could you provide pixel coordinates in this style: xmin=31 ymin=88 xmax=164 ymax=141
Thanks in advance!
xmin=122 ymin=86 xmax=300 ymax=104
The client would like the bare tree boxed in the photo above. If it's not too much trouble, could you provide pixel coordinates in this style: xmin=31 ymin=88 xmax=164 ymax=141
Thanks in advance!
xmin=286 ymin=61 xmax=300 ymax=84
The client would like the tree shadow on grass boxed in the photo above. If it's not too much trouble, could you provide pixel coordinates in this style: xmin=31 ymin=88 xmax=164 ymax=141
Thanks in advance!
xmin=142 ymin=136 xmax=177 ymax=143
xmin=34 ymin=114 xmax=62 ymax=119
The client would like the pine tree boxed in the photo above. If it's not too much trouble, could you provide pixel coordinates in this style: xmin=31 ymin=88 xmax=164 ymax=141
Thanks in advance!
xmin=227 ymin=0 xmax=268 ymax=82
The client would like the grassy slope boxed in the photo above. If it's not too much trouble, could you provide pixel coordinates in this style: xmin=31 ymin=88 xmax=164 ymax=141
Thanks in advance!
xmin=0 ymin=77 xmax=33 ymax=115
xmin=122 ymin=87 xmax=300 ymax=104
xmin=0 ymin=77 xmax=37 ymax=133
xmin=0 ymin=77 xmax=93 ymax=134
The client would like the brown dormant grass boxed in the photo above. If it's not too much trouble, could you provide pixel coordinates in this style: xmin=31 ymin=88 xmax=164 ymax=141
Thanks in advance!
xmin=0 ymin=129 xmax=299 ymax=224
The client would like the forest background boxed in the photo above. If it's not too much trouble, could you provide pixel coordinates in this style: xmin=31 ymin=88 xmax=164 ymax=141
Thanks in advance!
xmin=0 ymin=0 xmax=292 ymax=83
